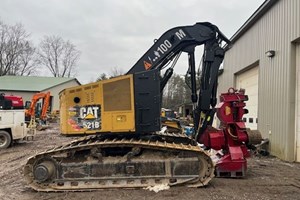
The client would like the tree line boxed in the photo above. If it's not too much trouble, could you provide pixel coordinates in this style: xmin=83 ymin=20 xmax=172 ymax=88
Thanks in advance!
xmin=0 ymin=20 xmax=80 ymax=77
xmin=162 ymin=73 xmax=195 ymax=110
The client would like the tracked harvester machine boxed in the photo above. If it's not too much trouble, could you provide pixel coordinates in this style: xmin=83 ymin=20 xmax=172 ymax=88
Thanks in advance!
xmin=24 ymin=22 xmax=260 ymax=191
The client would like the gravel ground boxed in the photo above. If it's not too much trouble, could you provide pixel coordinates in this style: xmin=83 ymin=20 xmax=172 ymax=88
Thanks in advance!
xmin=1 ymin=124 xmax=299 ymax=200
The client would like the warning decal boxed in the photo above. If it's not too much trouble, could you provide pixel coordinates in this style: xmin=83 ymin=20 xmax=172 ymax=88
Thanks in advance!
xmin=143 ymin=61 xmax=152 ymax=70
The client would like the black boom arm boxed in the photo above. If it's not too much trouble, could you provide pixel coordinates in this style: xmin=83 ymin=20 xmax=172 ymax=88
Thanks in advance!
xmin=126 ymin=22 xmax=230 ymax=139
xmin=126 ymin=22 xmax=229 ymax=74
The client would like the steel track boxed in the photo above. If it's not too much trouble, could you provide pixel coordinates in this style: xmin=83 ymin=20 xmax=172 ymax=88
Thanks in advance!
xmin=24 ymin=133 xmax=214 ymax=191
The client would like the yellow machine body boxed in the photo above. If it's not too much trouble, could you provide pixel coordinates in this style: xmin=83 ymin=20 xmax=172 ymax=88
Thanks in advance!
xmin=60 ymin=75 xmax=135 ymax=135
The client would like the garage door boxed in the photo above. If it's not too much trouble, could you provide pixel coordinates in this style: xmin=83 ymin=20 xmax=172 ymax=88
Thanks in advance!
xmin=235 ymin=66 xmax=259 ymax=130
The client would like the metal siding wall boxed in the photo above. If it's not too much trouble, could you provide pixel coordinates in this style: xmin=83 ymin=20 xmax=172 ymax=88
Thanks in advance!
xmin=296 ymin=43 xmax=300 ymax=161
xmin=219 ymin=0 xmax=300 ymax=161
xmin=41 ymin=80 xmax=80 ymax=111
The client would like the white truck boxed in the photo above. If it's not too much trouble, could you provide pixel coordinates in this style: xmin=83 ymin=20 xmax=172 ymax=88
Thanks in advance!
xmin=0 ymin=110 xmax=35 ymax=149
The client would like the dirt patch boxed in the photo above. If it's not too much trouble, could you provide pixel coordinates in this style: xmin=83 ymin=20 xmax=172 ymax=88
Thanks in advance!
xmin=0 ymin=124 xmax=299 ymax=200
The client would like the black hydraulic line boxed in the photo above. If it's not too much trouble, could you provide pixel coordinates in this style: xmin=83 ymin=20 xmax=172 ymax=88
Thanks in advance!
xmin=160 ymin=68 xmax=174 ymax=92
xmin=160 ymin=52 xmax=181 ymax=92
xmin=188 ymin=48 xmax=198 ymax=103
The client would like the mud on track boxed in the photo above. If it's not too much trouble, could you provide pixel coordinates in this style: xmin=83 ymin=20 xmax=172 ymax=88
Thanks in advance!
xmin=1 ymin=124 xmax=300 ymax=200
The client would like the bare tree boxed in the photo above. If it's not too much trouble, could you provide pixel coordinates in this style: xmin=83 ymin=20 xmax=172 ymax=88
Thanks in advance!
xmin=96 ymin=73 xmax=108 ymax=81
xmin=109 ymin=66 xmax=124 ymax=78
xmin=0 ymin=21 xmax=37 ymax=76
xmin=95 ymin=68 xmax=124 ymax=82
xmin=37 ymin=35 xmax=80 ymax=77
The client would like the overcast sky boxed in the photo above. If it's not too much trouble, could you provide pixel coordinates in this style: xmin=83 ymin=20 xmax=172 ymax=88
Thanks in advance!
xmin=0 ymin=0 xmax=264 ymax=84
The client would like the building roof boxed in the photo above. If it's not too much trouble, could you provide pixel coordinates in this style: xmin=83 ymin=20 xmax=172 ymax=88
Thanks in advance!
xmin=0 ymin=75 xmax=81 ymax=92
xmin=226 ymin=0 xmax=278 ymax=50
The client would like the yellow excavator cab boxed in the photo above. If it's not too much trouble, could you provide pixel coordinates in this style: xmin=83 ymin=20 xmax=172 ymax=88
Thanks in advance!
xmin=60 ymin=74 xmax=135 ymax=135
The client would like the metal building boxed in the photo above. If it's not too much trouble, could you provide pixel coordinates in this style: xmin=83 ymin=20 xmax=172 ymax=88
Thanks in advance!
xmin=218 ymin=0 xmax=300 ymax=161
xmin=0 ymin=76 xmax=80 ymax=111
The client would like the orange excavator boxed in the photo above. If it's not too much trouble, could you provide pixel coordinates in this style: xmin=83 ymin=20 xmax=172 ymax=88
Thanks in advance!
xmin=25 ymin=92 xmax=51 ymax=131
